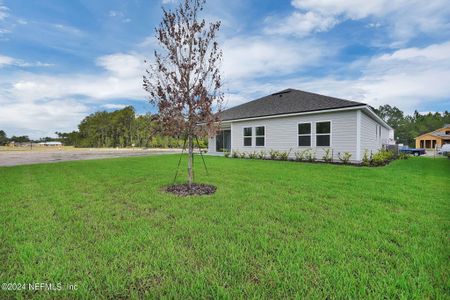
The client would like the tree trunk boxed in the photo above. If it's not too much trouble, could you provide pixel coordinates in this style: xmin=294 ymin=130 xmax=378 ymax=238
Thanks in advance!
xmin=187 ymin=135 xmax=194 ymax=187
xmin=187 ymin=134 xmax=194 ymax=188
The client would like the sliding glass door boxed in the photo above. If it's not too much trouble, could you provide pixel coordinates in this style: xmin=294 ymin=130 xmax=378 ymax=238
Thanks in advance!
xmin=216 ymin=130 xmax=231 ymax=152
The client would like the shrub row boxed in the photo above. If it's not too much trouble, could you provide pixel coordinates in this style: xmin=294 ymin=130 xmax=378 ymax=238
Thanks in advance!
xmin=224 ymin=148 xmax=404 ymax=166
xmin=361 ymin=149 xmax=405 ymax=166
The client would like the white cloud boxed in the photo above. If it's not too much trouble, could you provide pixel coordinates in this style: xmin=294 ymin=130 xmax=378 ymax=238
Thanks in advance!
xmin=288 ymin=41 xmax=450 ymax=112
xmin=103 ymin=103 xmax=128 ymax=109
xmin=223 ymin=93 xmax=248 ymax=108
xmin=108 ymin=10 xmax=122 ymax=17
xmin=1 ymin=53 xmax=145 ymax=103
xmin=108 ymin=10 xmax=131 ymax=23
xmin=0 ymin=54 xmax=14 ymax=66
xmin=51 ymin=23 xmax=83 ymax=36
xmin=291 ymin=0 xmax=390 ymax=19
xmin=222 ymin=36 xmax=329 ymax=80
xmin=0 ymin=4 xmax=8 ymax=20
xmin=264 ymin=11 xmax=338 ymax=37
xmin=97 ymin=53 xmax=143 ymax=78
xmin=275 ymin=0 xmax=450 ymax=44
xmin=0 ymin=54 xmax=53 ymax=68
xmin=0 ymin=99 xmax=89 ymax=137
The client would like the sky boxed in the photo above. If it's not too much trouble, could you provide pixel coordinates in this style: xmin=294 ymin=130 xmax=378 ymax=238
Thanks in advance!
xmin=0 ymin=0 xmax=449 ymax=138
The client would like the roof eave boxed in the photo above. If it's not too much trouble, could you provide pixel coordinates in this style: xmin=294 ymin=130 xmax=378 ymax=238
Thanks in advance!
xmin=362 ymin=106 xmax=394 ymax=130
xmin=220 ymin=104 xmax=367 ymax=123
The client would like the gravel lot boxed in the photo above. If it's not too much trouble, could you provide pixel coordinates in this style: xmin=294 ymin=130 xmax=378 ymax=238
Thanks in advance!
xmin=0 ymin=148 xmax=182 ymax=167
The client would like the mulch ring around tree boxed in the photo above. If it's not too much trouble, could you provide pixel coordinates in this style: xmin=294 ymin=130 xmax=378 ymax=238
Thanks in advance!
xmin=165 ymin=183 xmax=217 ymax=196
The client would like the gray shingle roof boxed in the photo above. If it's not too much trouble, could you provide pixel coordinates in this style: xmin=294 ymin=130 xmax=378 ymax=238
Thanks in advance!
xmin=221 ymin=89 xmax=366 ymax=121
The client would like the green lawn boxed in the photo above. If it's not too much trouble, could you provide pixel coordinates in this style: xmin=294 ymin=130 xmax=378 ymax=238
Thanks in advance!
xmin=0 ymin=155 xmax=449 ymax=299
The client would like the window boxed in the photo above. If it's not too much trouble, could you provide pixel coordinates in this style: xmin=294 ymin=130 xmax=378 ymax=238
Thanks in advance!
xmin=316 ymin=121 xmax=331 ymax=147
xmin=243 ymin=127 xmax=252 ymax=146
xmin=298 ymin=123 xmax=311 ymax=146
xmin=379 ymin=125 xmax=381 ymax=139
xmin=255 ymin=126 xmax=265 ymax=146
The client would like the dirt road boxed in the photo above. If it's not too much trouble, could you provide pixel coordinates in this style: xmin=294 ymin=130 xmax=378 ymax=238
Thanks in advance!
xmin=0 ymin=148 xmax=182 ymax=167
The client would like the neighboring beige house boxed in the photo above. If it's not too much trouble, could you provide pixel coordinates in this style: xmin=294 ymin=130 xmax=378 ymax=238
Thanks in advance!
xmin=208 ymin=89 xmax=394 ymax=162
xmin=415 ymin=125 xmax=450 ymax=149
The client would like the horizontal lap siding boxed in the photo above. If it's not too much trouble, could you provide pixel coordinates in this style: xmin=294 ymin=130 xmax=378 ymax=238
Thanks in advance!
xmin=231 ymin=110 xmax=358 ymax=160
xmin=360 ymin=112 xmax=385 ymax=155
xmin=208 ymin=136 xmax=216 ymax=153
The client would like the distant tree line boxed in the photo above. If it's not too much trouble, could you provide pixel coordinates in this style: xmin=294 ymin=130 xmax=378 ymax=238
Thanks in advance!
xmin=0 ymin=131 xmax=70 ymax=146
xmin=0 ymin=130 xmax=33 ymax=145
xmin=373 ymin=105 xmax=450 ymax=146
xmin=55 ymin=106 xmax=206 ymax=148
xmin=1 ymin=106 xmax=206 ymax=149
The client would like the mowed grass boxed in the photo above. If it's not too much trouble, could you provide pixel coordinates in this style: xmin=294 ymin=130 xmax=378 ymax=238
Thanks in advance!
xmin=0 ymin=155 xmax=449 ymax=299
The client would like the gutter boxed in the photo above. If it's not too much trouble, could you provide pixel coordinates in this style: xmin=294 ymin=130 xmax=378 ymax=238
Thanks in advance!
xmin=220 ymin=105 xmax=366 ymax=123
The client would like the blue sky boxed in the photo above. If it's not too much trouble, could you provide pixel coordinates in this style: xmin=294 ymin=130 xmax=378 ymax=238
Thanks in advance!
xmin=1 ymin=0 xmax=450 ymax=138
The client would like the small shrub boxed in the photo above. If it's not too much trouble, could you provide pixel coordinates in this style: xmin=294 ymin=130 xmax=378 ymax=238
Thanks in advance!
xmin=269 ymin=149 xmax=280 ymax=160
xmin=370 ymin=149 xmax=394 ymax=166
xmin=338 ymin=152 xmax=352 ymax=164
xmin=248 ymin=151 xmax=257 ymax=159
xmin=294 ymin=149 xmax=308 ymax=162
xmin=232 ymin=150 xmax=240 ymax=158
xmin=257 ymin=150 xmax=266 ymax=160
xmin=322 ymin=148 xmax=332 ymax=163
xmin=361 ymin=149 xmax=372 ymax=166
xmin=304 ymin=149 xmax=316 ymax=162
xmin=239 ymin=151 xmax=247 ymax=159
xmin=278 ymin=149 xmax=292 ymax=161
xmin=398 ymin=152 xmax=409 ymax=160
xmin=370 ymin=153 xmax=385 ymax=166
xmin=381 ymin=149 xmax=395 ymax=161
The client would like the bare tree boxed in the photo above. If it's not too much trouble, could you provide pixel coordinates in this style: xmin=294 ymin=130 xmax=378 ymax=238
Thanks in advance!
xmin=143 ymin=0 xmax=223 ymax=187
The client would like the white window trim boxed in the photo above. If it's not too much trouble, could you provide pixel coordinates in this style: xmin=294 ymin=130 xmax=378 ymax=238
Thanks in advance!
xmin=379 ymin=125 xmax=381 ymax=140
xmin=243 ymin=127 xmax=252 ymax=147
xmin=315 ymin=120 xmax=332 ymax=148
xmin=297 ymin=122 xmax=312 ymax=147
xmin=254 ymin=125 xmax=266 ymax=147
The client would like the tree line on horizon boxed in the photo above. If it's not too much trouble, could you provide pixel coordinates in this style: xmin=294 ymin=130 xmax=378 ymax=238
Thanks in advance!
xmin=1 ymin=105 xmax=449 ymax=148
xmin=373 ymin=105 xmax=450 ymax=146
xmin=55 ymin=106 xmax=206 ymax=148
xmin=0 ymin=106 xmax=206 ymax=148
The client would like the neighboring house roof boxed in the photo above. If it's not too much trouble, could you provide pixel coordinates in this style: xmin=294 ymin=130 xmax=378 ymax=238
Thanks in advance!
xmin=415 ymin=124 xmax=450 ymax=139
xmin=221 ymin=89 xmax=366 ymax=121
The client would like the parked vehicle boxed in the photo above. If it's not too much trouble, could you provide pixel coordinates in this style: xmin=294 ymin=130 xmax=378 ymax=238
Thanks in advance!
xmin=399 ymin=146 xmax=426 ymax=156
xmin=437 ymin=144 xmax=450 ymax=155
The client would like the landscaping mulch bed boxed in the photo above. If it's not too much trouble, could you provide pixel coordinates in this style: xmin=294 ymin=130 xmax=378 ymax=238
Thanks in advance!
xmin=165 ymin=183 xmax=217 ymax=196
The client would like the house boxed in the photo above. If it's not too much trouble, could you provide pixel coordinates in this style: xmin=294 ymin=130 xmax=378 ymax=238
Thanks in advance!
xmin=415 ymin=125 xmax=450 ymax=149
xmin=37 ymin=141 xmax=63 ymax=146
xmin=208 ymin=89 xmax=394 ymax=162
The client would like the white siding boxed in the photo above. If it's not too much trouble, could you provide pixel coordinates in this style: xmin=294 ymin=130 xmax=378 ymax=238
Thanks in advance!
xmin=360 ymin=111 xmax=390 ymax=156
xmin=208 ymin=136 xmax=216 ymax=153
xmin=230 ymin=110 xmax=358 ymax=161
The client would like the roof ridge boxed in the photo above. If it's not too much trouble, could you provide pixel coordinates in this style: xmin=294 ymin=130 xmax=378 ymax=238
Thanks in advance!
xmin=288 ymin=88 xmax=365 ymax=105
xmin=220 ymin=88 xmax=367 ymax=121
